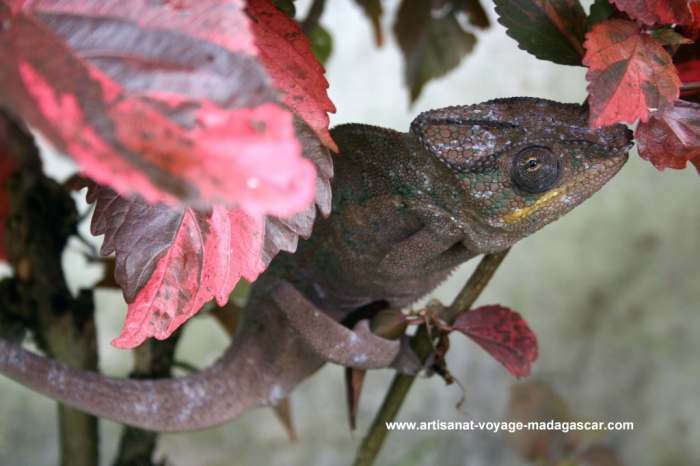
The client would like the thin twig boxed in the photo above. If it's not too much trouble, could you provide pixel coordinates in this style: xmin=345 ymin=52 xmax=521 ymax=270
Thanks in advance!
xmin=301 ymin=0 xmax=326 ymax=35
xmin=681 ymin=82 xmax=700 ymax=93
xmin=172 ymin=360 xmax=199 ymax=374
xmin=352 ymin=249 xmax=511 ymax=466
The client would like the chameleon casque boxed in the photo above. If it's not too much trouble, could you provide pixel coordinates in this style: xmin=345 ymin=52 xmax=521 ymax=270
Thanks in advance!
xmin=0 ymin=98 xmax=632 ymax=432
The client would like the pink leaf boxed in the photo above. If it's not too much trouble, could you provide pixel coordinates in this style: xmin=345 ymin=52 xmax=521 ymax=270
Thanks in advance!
xmin=0 ymin=1 xmax=339 ymax=347
xmin=452 ymin=305 xmax=538 ymax=378
xmin=88 ymin=120 xmax=333 ymax=347
xmin=0 ymin=0 xmax=332 ymax=214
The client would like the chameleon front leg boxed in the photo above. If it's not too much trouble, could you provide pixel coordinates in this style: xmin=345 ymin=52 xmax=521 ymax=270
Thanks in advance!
xmin=378 ymin=219 xmax=474 ymax=276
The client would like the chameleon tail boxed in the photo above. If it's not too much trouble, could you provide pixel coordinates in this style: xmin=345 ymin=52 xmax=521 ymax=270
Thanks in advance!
xmin=0 ymin=287 xmax=323 ymax=431
xmin=0 ymin=280 xmax=407 ymax=432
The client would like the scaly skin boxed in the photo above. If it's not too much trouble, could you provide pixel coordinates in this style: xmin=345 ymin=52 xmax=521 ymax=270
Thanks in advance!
xmin=0 ymin=98 xmax=631 ymax=431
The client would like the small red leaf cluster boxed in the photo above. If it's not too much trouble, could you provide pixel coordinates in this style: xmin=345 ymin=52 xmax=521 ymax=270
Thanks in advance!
xmin=0 ymin=0 xmax=336 ymax=347
xmin=611 ymin=0 xmax=693 ymax=26
xmin=583 ymin=1 xmax=700 ymax=172
xmin=636 ymin=99 xmax=700 ymax=171
xmin=452 ymin=305 xmax=538 ymax=378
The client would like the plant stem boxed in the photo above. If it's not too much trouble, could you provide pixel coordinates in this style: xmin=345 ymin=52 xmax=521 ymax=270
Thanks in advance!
xmin=47 ymin=295 xmax=99 ymax=466
xmin=301 ymin=0 xmax=326 ymax=35
xmin=112 ymin=334 xmax=181 ymax=466
xmin=2 ymin=109 xmax=100 ymax=466
xmin=352 ymin=249 xmax=510 ymax=466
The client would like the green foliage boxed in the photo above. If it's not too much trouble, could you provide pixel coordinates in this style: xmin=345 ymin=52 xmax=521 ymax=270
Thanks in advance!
xmin=455 ymin=0 xmax=491 ymax=29
xmin=494 ymin=0 xmax=587 ymax=66
xmin=354 ymin=0 xmax=384 ymax=46
xmin=587 ymin=0 xmax=614 ymax=27
xmin=651 ymin=27 xmax=694 ymax=46
xmin=272 ymin=0 xmax=296 ymax=17
xmin=308 ymin=24 xmax=333 ymax=65
xmin=394 ymin=0 xmax=477 ymax=103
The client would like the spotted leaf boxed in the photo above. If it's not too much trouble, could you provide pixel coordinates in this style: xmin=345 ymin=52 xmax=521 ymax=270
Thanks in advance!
xmin=453 ymin=305 xmax=538 ymax=378
xmin=584 ymin=19 xmax=680 ymax=127
xmin=0 ymin=0 xmax=333 ymax=211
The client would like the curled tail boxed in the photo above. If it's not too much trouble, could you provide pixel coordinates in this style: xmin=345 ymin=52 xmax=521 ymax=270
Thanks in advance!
xmin=0 ymin=288 xmax=322 ymax=431
xmin=0 ymin=281 xmax=406 ymax=432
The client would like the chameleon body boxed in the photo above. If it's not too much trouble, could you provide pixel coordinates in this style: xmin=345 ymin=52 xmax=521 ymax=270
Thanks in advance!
xmin=0 ymin=98 xmax=631 ymax=431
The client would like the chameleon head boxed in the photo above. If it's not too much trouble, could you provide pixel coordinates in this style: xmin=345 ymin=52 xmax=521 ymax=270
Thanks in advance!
xmin=411 ymin=97 xmax=632 ymax=251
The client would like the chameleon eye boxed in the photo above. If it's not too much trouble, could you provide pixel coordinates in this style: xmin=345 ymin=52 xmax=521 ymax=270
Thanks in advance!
xmin=511 ymin=146 xmax=561 ymax=194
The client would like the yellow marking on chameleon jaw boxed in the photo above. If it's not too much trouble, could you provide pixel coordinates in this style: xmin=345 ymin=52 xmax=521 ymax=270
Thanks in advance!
xmin=501 ymin=188 xmax=568 ymax=224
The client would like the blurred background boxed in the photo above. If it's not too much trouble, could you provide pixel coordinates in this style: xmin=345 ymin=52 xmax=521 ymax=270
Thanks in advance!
xmin=1 ymin=1 xmax=699 ymax=465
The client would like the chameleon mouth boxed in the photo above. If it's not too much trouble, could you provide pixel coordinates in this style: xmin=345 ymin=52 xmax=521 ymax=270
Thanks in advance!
xmin=501 ymin=187 xmax=569 ymax=225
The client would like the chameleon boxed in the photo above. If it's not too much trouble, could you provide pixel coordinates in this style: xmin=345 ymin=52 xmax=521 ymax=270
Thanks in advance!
xmin=0 ymin=98 xmax=632 ymax=432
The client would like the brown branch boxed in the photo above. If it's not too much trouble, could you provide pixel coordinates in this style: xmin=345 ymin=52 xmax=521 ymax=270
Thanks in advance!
xmin=2 ymin=109 xmax=100 ymax=466
xmin=352 ymin=249 xmax=511 ymax=466
xmin=301 ymin=0 xmax=326 ymax=35
xmin=112 ymin=333 xmax=181 ymax=466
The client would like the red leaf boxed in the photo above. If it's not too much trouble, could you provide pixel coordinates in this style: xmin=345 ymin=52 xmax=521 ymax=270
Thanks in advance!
xmin=88 ymin=184 xmax=266 ymax=348
xmin=635 ymin=99 xmax=700 ymax=170
xmin=677 ymin=58 xmax=700 ymax=101
xmin=685 ymin=2 xmax=700 ymax=39
xmin=88 ymin=119 xmax=333 ymax=348
xmin=115 ymin=205 xmax=265 ymax=348
xmin=0 ymin=0 xmax=332 ymax=212
xmin=610 ymin=0 xmax=693 ymax=26
xmin=584 ymin=19 xmax=681 ymax=127
xmin=452 ymin=305 xmax=538 ymax=378
xmin=0 ymin=0 xmax=338 ymax=347
xmin=246 ymin=0 xmax=337 ymax=152
xmin=677 ymin=59 xmax=700 ymax=85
